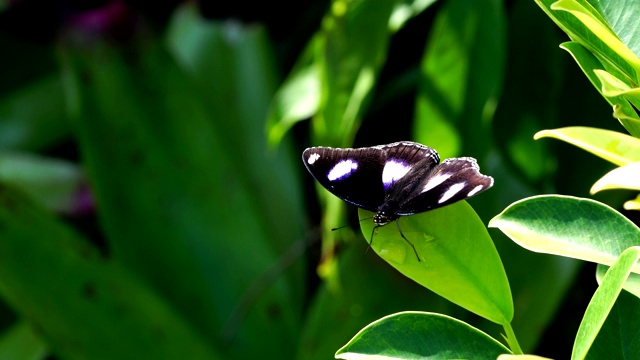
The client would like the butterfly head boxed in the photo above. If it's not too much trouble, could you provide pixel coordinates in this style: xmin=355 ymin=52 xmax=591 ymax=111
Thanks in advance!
xmin=373 ymin=211 xmax=397 ymax=226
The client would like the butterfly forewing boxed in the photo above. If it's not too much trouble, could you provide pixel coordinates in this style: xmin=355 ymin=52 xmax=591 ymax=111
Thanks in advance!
xmin=396 ymin=157 xmax=493 ymax=215
xmin=302 ymin=146 xmax=386 ymax=211
xmin=376 ymin=142 xmax=440 ymax=192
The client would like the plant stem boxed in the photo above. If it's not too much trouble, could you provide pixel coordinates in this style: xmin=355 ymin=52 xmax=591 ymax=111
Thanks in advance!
xmin=503 ymin=321 xmax=523 ymax=354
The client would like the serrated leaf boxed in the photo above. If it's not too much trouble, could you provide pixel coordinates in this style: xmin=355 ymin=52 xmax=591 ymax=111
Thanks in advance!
xmin=534 ymin=126 xmax=640 ymax=166
xmin=591 ymin=162 xmax=640 ymax=194
xmin=490 ymin=195 xmax=640 ymax=273
xmin=359 ymin=201 xmax=513 ymax=325
xmin=572 ymin=246 xmax=640 ymax=360
xmin=336 ymin=312 xmax=510 ymax=360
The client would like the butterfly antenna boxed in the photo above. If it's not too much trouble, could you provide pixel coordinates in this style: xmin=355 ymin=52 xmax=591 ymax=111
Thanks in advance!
xmin=330 ymin=216 xmax=374 ymax=231
xmin=396 ymin=220 xmax=421 ymax=262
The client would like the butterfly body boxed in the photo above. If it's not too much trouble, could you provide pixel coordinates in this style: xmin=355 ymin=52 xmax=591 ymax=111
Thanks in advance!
xmin=302 ymin=141 xmax=493 ymax=259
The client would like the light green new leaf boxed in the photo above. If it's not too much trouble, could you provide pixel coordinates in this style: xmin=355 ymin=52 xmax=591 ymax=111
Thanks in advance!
xmin=359 ymin=201 xmax=513 ymax=325
xmin=591 ymin=162 xmax=640 ymax=194
xmin=624 ymin=194 xmax=640 ymax=211
xmin=498 ymin=355 xmax=552 ymax=360
xmin=550 ymin=0 xmax=640 ymax=80
xmin=534 ymin=126 xmax=640 ymax=166
xmin=596 ymin=263 xmax=640 ymax=300
xmin=336 ymin=312 xmax=510 ymax=360
xmin=559 ymin=41 xmax=640 ymax=137
xmin=572 ymin=247 xmax=640 ymax=360
xmin=490 ymin=195 xmax=640 ymax=273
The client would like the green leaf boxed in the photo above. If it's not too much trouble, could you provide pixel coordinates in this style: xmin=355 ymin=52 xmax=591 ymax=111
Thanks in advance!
xmin=489 ymin=195 xmax=640 ymax=272
xmin=266 ymin=60 xmax=320 ymax=146
xmin=389 ymin=0 xmax=438 ymax=32
xmin=298 ymin=243 xmax=446 ymax=360
xmin=623 ymin=194 xmax=640 ymax=211
xmin=584 ymin=290 xmax=640 ymax=360
xmin=61 ymin=35 xmax=300 ymax=358
xmin=335 ymin=312 xmax=510 ymax=359
xmin=591 ymin=162 xmax=640 ymax=194
xmin=572 ymin=246 xmax=640 ymax=360
xmin=589 ymin=0 xmax=640 ymax=59
xmin=534 ymin=126 xmax=640 ymax=166
xmin=0 ymin=76 xmax=69 ymax=151
xmin=359 ymin=201 xmax=513 ymax=325
xmin=498 ymin=355 xmax=553 ymax=360
xmin=414 ymin=0 xmax=505 ymax=159
xmin=0 ymin=153 xmax=85 ymax=214
xmin=0 ymin=321 xmax=48 ymax=360
xmin=550 ymin=0 xmax=640 ymax=80
xmin=596 ymin=263 xmax=640 ymax=302
xmin=0 ymin=184 xmax=219 ymax=359
xmin=559 ymin=42 xmax=640 ymax=137
xmin=314 ymin=0 xmax=396 ymax=145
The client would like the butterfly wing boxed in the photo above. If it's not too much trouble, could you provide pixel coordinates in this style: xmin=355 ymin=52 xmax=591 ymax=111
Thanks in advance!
xmin=395 ymin=157 xmax=494 ymax=215
xmin=302 ymin=146 xmax=387 ymax=211
xmin=375 ymin=141 xmax=440 ymax=192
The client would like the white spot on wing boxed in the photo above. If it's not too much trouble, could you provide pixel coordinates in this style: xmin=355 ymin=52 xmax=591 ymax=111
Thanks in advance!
xmin=307 ymin=153 xmax=320 ymax=164
xmin=467 ymin=184 xmax=484 ymax=197
xmin=382 ymin=160 xmax=411 ymax=189
xmin=438 ymin=182 xmax=466 ymax=204
xmin=328 ymin=159 xmax=358 ymax=181
xmin=421 ymin=173 xmax=453 ymax=193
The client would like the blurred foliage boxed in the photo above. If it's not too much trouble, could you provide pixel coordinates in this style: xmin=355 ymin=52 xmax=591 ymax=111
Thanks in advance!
xmin=0 ymin=0 xmax=636 ymax=359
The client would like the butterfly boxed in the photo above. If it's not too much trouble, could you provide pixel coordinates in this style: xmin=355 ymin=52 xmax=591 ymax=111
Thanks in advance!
xmin=302 ymin=141 xmax=493 ymax=261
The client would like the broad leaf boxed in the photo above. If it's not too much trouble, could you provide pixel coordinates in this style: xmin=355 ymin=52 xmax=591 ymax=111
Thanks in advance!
xmin=534 ymin=126 xmax=640 ymax=166
xmin=591 ymin=162 xmax=640 ymax=194
xmin=359 ymin=201 xmax=513 ymax=325
xmin=336 ymin=312 xmax=510 ymax=360
xmin=489 ymin=195 xmax=640 ymax=273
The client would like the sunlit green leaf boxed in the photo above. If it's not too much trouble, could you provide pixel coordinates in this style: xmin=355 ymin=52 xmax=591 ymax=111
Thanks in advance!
xmin=414 ymin=0 xmax=505 ymax=159
xmin=490 ymin=195 xmax=640 ymax=273
xmin=596 ymin=263 xmax=640 ymax=300
xmin=572 ymin=246 xmax=640 ymax=360
xmin=559 ymin=41 xmax=640 ymax=137
xmin=550 ymin=0 xmax=640 ymax=80
xmin=359 ymin=201 xmax=513 ymax=325
xmin=624 ymin=194 xmax=640 ymax=211
xmin=534 ymin=126 xmax=640 ymax=166
xmin=591 ymin=162 xmax=640 ymax=194
xmin=389 ymin=0 xmax=438 ymax=32
xmin=498 ymin=355 xmax=553 ymax=360
xmin=336 ymin=312 xmax=510 ymax=359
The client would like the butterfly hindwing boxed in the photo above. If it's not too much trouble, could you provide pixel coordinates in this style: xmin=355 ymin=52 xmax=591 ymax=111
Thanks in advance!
xmin=302 ymin=146 xmax=387 ymax=211
xmin=395 ymin=157 xmax=493 ymax=215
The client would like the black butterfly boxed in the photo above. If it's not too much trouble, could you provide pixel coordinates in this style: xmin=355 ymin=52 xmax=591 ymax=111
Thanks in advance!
xmin=302 ymin=141 xmax=493 ymax=261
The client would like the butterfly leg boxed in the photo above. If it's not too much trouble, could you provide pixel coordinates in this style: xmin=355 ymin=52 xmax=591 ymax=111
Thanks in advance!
xmin=396 ymin=220 xmax=421 ymax=262
xmin=365 ymin=224 xmax=380 ymax=256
